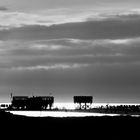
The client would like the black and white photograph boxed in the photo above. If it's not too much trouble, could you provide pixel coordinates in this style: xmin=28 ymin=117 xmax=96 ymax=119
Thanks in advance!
xmin=0 ymin=0 xmax=140 ymax=136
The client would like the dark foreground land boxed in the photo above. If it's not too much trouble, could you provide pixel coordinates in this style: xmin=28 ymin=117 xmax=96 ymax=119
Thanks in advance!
xmin=0 ymin=110 xmax=140 ymax=138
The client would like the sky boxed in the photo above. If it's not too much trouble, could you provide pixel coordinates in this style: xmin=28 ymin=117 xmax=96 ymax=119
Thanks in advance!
xmin=0 ymin=0 xmax=140 ymax=103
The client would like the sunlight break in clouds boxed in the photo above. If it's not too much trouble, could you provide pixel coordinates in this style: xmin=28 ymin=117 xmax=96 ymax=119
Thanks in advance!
xmin=31 ymin=44 xmax=67 ymax=50
xmin=108 ymin=38 xmax=140 ymax=45
xmin=11 ymin=64 xmax=89 ymax=71
xmin=0 ymin=37 xmax=140 ymax=51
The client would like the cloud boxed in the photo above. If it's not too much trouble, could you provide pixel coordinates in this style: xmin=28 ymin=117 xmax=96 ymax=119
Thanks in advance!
xmin=1 ymin=10 xmax=140 ymax=41
xmin=10 ymin=63 xmax=89 ymax=71
xmin=108 ymin=39 xmax=131 ymax=45
xmin=1 ymin=7 xmax=140 ymax=103
xmin=31 ymin=44 xmax=68 ymax=50
xmin=0 ymin=9 xmax=92 ymax=30
xmin=1 ymin=37 xmax=140 ymax=71
xmin=0 ymin=6 xmax=8 ymax=11
xmin=1 ymin=8 xmax=140 ymax=31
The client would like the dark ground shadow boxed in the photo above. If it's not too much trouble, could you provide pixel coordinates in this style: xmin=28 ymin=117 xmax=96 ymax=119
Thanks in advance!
xmin=0 ymin=111 xmax=139 ymax=138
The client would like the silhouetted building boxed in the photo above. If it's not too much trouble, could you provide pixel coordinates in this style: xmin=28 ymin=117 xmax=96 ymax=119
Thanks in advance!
xmin=74 ymin=96 xmax=93 ymax=109
xmin=11 ymin=96 xmax=28 ymax=109
xmin=27 ymin=96 xmax=54 ymax=110
xmin=10 ymin=96 xmax=54 ymax=110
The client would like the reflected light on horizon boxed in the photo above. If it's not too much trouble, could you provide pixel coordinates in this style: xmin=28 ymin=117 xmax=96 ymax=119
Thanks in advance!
xmin=3 ymin=102 xmax=140 ymax=117
xmin=9 ymin=111 xmax=119 ymax=117
xmin=53 ymin=103 xmax=140 ymax=109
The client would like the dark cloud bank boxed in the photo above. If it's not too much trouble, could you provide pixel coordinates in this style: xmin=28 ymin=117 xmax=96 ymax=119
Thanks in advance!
xmin=0 ymin=6 xmax=8 ymax=11
xmin=1 ymin=14 xmax=140 ymax=40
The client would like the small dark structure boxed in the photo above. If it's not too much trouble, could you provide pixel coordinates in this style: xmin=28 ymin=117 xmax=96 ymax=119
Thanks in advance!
xmin=74 ymin=96 xmax=93 ymax=109
xmin=10 ymin=96 xmax=54 ymax=110
xmin=0 ymin=104 xmax=9 ymax=109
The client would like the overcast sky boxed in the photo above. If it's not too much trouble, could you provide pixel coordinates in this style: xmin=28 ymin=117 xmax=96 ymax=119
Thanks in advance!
xmin=0 ymin=0 xmax=140 ymax=103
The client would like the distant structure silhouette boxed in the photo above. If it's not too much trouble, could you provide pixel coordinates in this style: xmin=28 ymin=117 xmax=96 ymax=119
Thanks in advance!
xmin=74 ymin=96 xmax=93 ymax=110
xmin=1 ymin=94 xmax=140 ymax=114
xmin=10 ymin=96 xmax=54 ymax=110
